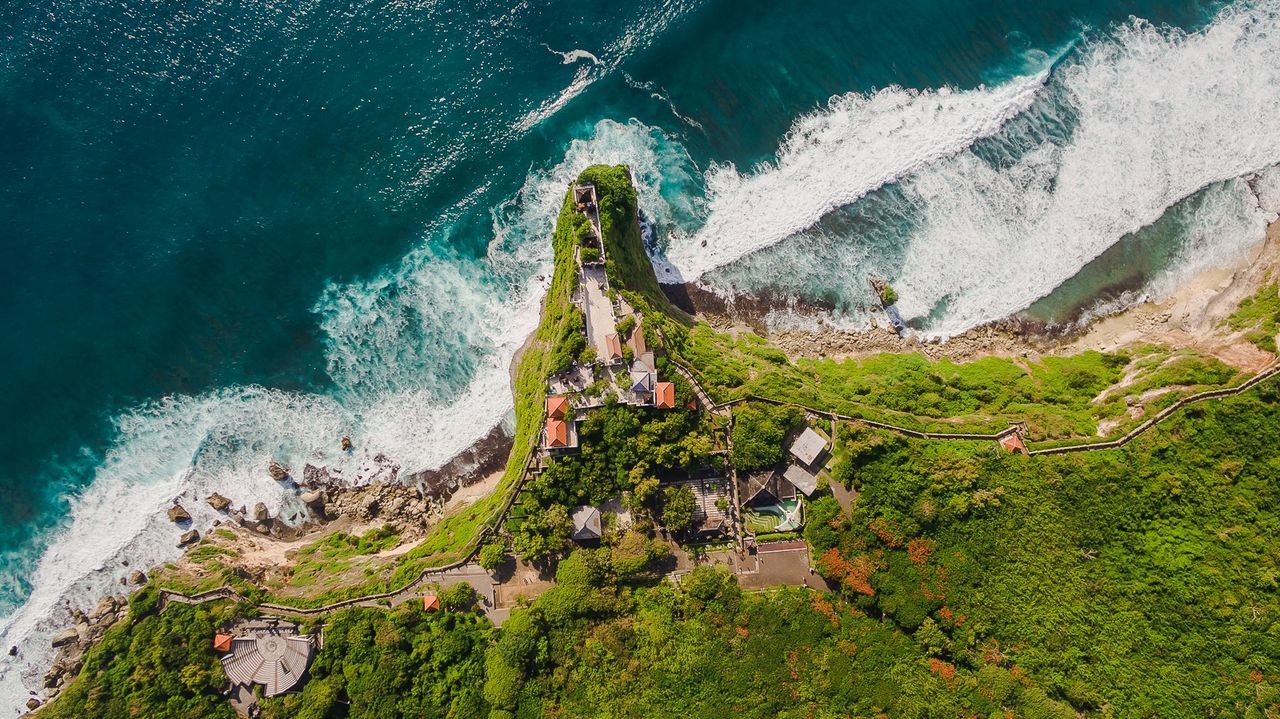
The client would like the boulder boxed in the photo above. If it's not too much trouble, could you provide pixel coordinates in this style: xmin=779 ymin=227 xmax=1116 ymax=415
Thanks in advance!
xmin=41 ymin=666 xmax=62 ymax=689
xmin=303 ymin=464 xmax=330 ymax=484
xmin=129 ymin=570 xmax=148 ymax=586
xmin=341 ymin=436 xmax=353 ymax=452
xmin=268 ymin=461 xmax=289 ymax=481
xmin=167 ymin=504 xmax=191 ymax=523
xmin=206 ymin=493 xmax=231 ymax=512
xmin=178 ymin=529 xmax=200 ymax=546
xmin=88 ymin=596 xmax=116 ymax=623
xmin=300 ymin=490 xmax=324 ymax=507
xmin=26 ymin=698 xmax=39 ymax=711
xmin=50 ymin=628 xmax=78 ymax=648
xmin=252 ymin=502 xmax=269 ymax=522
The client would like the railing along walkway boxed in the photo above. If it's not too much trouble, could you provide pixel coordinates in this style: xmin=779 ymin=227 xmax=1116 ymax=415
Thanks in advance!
xmin=157 ymin=351 xmax=1278 ymax=616
xmin=665 ymin=355 xmax=1280 ymax=454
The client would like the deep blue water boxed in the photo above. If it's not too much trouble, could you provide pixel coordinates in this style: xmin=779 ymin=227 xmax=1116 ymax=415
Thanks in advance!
xmin=6 ymin=0 xmax=1280 ymax=705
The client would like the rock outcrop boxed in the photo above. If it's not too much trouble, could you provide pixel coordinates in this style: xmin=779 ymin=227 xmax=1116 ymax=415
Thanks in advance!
xmin=268 ymin=460 xmax=289 ymax=481
xmin=167 ymin=504 xmax=191 ymax=523
xmin=206 ymin=493 xmax=231 ymax=512
xmin=50 ymin=628 xmax=78 ymax=648
xmin=41 ymin=595 xmax=129 ymax=700
xmin=252 ymin=502 xmax=269 ymax=522
xmin=178 ymin=529 xmax=200 ymax=546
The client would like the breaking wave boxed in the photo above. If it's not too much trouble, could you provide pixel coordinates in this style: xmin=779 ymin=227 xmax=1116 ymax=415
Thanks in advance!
xmin=675 ymin=0 xmax=1280 ymax=336
xmin=0 ymin=118 xmax=696 ymax=710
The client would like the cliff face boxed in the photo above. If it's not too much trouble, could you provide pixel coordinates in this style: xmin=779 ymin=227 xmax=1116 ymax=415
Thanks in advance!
xmin=575 ymin=164 xmax=687 ymax=323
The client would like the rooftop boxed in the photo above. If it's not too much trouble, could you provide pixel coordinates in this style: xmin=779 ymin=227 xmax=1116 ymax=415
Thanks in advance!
xmin=221 ymin=633 xmax=313 ymax=697
xmin=547 ymin=395 xmax=569 ymax=420
xmin=655 ymin=381 xmax=676 ymax=409
xmin=571 ymin=505 xmax=602 ymax=541
xmin=545 ymin=418 xmax=570 ymax=448
xmin=605 ymin=333 xmax=623 ymax=362
xmin=789 ymin=426 xmax=827 ymax=466
xmin=783 ymin=464 xmax=818 ymax=497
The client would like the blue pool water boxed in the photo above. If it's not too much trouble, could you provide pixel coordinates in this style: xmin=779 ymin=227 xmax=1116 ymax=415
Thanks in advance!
xmin=3 ymin=0 xmax=1279 ymax=704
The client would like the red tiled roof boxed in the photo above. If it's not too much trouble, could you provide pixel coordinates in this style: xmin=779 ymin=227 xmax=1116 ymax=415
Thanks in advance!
xmin=546 ymin=419 xmax=568 ymax=447
xmin=605 ymin=333 xmax=623 ymax=360
xmin=423 ymin=595 xmax=440 ymax=611
xmin=999 ymin=433 xmax=1026 ymax=454
xmin=546 ymin=395 xmax=568 ymax=420
xmin=213 ymin=633 xmax=234 ymax=653
xmin=655 ymin=382 xmax=676 ymax=409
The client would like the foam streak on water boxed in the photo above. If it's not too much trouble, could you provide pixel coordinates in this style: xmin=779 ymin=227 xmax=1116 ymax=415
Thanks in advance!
xmin=661 ymin=73 xmax=1049 ymax=278
xmin=673 ymin=0 xmax=1280 ymax=337
xmin=0 ymin=118 xmax=694 ymax=710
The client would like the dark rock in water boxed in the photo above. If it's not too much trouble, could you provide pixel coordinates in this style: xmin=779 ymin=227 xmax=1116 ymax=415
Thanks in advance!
xmin=50 ymin=628 xmax=78 ymax=648
xmin=178 ymin=529 xmax=200 ymax=546
xmin=167 ymin=504 xmax=191 ymax=523
xmin=129 ymin=570 xmax=148 ymax=586
xmin=253 ymin=502 xmax=269 ymax=522
xmin=8 ymin=645 xmax=17 ymax=656
xmin=268 ymin=461 xmax=289 ymax=481
xmin=303 ymin=463 xmax=329 ymax=484
xmin=206 ymin=493 xmax=231 ymax=512
xmin=341 ymin=436 xmax=353 ymax=452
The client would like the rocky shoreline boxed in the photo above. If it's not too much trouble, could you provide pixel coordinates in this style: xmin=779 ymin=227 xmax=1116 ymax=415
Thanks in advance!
xmin=28 ymin=421 xmax=515 ymax=712
xmin=660 ymin=216 xmax=1280 ymax=373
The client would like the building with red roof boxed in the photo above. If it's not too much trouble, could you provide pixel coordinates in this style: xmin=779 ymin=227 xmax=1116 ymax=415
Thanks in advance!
xmin=605 ymin=333 xmax=624 ymax=363
xmin=422 ymin=594 xmax=440 ymax=612
xmin=546 ymin=395 xmax=568 ymax=420
xmin=999 ymin=433 xmax=1027 ymax=455
xmin=213 ymin=633 xmax=234 ymax=654
xmin=654 ymin=381 xmax=676 ymax=409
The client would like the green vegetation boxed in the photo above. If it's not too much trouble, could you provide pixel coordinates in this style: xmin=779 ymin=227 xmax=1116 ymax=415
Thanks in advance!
xmin=261 ymin=605 xmax=491 ymax=719
xmin=478 ymin=542 xmax=506 ymax=571
xmin=660 ymin=484 xmax=697 ymax=532
xmin=731 ymin=402 xmax=803 ymax=470
xmin=46 ymin=382 xmax=1280 ymax=718
xmin=513 ymin=402 xmax=715 ymax=558
xmin=578 ymin=164 xmax=686 ymax=320
xmin=810 ymin=382 xmax=1280 ymax=717
xmin=879 ymin=282 xmax=899 ymax=306
xmin=1226 ymin=279 xmax=1280 ymax=352
xmin=41 ymin=591 xmax=238 ymax=719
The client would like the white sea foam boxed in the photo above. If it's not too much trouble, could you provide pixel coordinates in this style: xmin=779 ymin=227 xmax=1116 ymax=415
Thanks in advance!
xmin=661 ymin=73 xmax=1049 ymax=280
xmin=1144 ymin=173 xmax=1279 ymax=301
xmin=677 ymin=0 xmax=1280 ymax=337
xmin=0 ymin=117 xmax=694 ymax=712
xmin=890 ymin=3 xmax=1280 ymax=335
xmin=0 ymin=388 xmax=348 ymax=709
xmin=542 ymin=43 xmax=601 ymax=65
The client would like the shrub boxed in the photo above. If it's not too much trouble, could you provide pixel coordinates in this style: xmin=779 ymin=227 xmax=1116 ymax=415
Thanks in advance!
xmin=731 ymin=403 xmax=803 ymax=470
xmin=580 ymin=246 xmax=601 ymax=263
xmin=440 ymin=581 xmax=480 ymax=612
xmin=660 ymin=485 xmax=697 ymax=532
xmin=478 ymin=542 xmax=507 ymax=571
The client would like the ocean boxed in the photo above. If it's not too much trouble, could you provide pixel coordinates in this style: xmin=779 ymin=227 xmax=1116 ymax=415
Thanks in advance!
xmin=2 ymin=0 xmax=1279 ymax=706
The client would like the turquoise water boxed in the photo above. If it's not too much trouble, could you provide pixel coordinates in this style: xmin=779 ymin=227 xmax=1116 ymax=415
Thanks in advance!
xmin=3 ymin=0 xmax=1279 ymax=704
